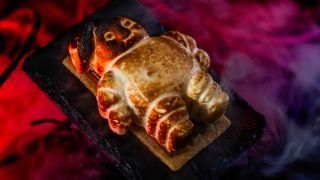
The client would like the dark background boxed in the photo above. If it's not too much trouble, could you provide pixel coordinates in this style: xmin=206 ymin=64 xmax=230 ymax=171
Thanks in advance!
xmin=1 ymin=0 xmax=320 ymax=179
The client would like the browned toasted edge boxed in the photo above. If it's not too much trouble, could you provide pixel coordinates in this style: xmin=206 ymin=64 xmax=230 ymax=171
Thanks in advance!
xmin=63 ymin=56 xmax=231 ymax=171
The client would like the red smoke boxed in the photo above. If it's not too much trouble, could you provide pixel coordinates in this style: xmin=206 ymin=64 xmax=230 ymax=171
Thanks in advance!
xmin=0 ymin=1 xmax=118 ymax=179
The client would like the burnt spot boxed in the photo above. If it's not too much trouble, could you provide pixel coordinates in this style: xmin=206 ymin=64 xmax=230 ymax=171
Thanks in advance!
xmin=107 ymin=108 xmax=132 ymax=135
xmin=122 ymin=19 xmax=132 ymax=28
xmin=95 ymin=17 xmax=147 ymax=59
xmin=146 ymin=115 xmax=159 ymax=136
xmin=104 ymin=31 xmax=116 ymax=41
xmin=95 ymin=19 xmax=131 ymax=57
xmin=96 ymin=18 xmax=131 ymax=42
xmin=78 ymin=22 xmax=94 ymax=71
xmin=166 ymin=120 xmax=193 ymax=153
xmin=97 ymin=90 xmax=118 ymax=112
xmin=105 ymin=39 xmax=126 ymax=56
xmin=157 ymin=109 xmax=189 ymax=145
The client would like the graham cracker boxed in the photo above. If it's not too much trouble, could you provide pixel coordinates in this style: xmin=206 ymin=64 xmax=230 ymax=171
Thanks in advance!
xmin=63 ymin=56 xmax=231 ymax=171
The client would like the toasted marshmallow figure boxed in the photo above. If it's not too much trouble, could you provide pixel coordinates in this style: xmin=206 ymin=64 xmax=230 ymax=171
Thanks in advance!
xmin=69 ymin=17 xmax=229 ymax=153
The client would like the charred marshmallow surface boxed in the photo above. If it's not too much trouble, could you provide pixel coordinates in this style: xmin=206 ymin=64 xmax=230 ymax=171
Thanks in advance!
xmin=68 ymin=16 xmax=229 ymax=153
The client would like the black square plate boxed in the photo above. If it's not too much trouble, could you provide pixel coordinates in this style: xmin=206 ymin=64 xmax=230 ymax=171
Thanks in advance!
xmin=23 ymin=0 xmax=265 ymax=179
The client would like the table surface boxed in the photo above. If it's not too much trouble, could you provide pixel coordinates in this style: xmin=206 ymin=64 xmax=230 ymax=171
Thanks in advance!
xmin=23 ymin=0 xmax=266 ymax=179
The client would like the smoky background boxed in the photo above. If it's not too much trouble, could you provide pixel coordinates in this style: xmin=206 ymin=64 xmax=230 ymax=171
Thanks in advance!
xmin=1 ymin=0 xmax=320 ymax=179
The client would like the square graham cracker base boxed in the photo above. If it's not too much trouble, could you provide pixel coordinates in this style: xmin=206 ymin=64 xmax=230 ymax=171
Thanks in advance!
xmin=63 ymin=56 xmax=231 ymax=171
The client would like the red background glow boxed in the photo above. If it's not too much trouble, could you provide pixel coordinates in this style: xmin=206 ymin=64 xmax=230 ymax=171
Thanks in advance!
xmin=1 ymin=0 xmax=320 ymax=179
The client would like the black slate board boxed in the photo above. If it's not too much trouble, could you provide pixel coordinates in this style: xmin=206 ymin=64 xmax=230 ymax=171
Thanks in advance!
xmin=23 ymin=0 xmax=266 ymax=179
